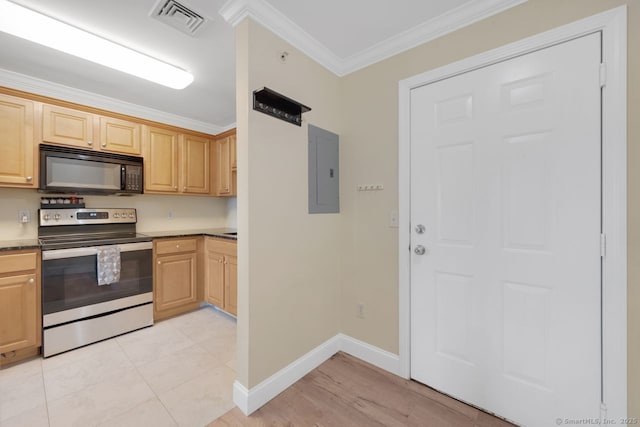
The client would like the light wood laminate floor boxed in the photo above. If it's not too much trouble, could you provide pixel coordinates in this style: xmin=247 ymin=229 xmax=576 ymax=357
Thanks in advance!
xmin=211 ymin=352 xmax=516 ymax=427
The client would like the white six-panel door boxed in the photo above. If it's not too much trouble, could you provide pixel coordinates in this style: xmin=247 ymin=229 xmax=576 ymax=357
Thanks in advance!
xmin=410 ymin=33 xmax=602 ymax=426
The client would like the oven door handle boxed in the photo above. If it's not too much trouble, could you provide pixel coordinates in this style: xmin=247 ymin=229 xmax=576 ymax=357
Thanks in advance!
xmin=42 ymin=241 xmax=152 ymax=260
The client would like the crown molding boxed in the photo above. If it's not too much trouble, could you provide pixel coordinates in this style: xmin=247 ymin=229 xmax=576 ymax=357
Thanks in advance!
xmin=219 ymin=0 xmax=344 ymax=75
xmin=219 ymin=0 xmax=527 ymax=76
xmin=0 ymin=68 xmax=227 ymax=135
xmin=341 ymin=0 xmax=528 ymax=74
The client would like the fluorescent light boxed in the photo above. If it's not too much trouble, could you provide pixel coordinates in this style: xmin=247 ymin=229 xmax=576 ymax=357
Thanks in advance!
xmin=0 ymin=0 xmax=194 ymax=89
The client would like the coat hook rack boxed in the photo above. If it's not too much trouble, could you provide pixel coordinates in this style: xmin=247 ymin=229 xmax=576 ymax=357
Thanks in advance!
xmin=253 ymin=87 xmax=311 ymax=126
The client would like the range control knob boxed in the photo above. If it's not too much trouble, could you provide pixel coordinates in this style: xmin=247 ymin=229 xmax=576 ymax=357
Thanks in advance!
xmin=129 ymin=213 xmax=135 ymax=219
xmin=113 ymin=213 xmax=120 ymax=219
xmin=43 ymin=213 xmax=51 ymax=221
xmin=54 ymin=214 xmax=61 ymax=221
xmin=121 ymin=212 xmax=128 ymax=219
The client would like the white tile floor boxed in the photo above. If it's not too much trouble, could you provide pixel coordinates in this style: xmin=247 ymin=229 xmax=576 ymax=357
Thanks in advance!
xmin=0 ymin=306 xmax=237 ymax=427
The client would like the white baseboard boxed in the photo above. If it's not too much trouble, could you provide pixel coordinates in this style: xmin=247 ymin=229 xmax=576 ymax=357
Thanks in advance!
xmin=337 ymin=333 xmax=401 ymax=376
xmin=233 ymin=334 xmax=341 ymax=415
xmin=232 ymin=381 xmax=250 ymax=415
xmin=233 ymin=333 xmax=401 ymax=415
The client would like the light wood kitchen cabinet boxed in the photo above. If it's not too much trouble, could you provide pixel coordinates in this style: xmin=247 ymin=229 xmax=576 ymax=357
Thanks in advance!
xmin=230 ymin=133 xmax=237 ymax=171
xmin=213 ymin=130 xmax=236 ymax=197
xmin=0 ymin=93 xmax=37 ymax=188
xmin=204 ymin=237 xmax=237 ymax=316
xmin=42 ymin=104 xmax=142 ymax=155
xmin=224 ymin=255 xmax=237 ymax=315
xmin=153 ymin=237 xmax=202 ymax=320
xmin=144 ymin=126 xmax=211 ymax=195
xmin=0 ymin=250 xmax=41 ymax=366
xmin=42 ymin=104 xmax=93 ymax=149
xmin=180 ymin=133 xmax=210 ymax=194
xmin=204 ymin=250 xmax=225 ymax=308
xmin=144 ymin=126 xmax=179 ymax=193
xmin=99 ymin=116 xmax=141 ymax=155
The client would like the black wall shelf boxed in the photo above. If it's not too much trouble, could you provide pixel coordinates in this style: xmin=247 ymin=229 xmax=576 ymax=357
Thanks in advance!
xmin=253 ymin=87 xmax=311 ymax=126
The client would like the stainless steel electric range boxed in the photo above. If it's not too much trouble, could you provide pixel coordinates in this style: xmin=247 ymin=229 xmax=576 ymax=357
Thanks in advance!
xmin=39 ymin=208 xmax=153 ymax=357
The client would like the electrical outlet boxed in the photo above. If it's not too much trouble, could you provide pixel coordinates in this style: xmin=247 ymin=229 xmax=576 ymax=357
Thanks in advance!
xmin=18 ymin=210 xmax=30 ymax=224
xmin=167 ymin=211 xmax=174 ymax=220
xmin=357 ymin=303 xmax=365 ymax=319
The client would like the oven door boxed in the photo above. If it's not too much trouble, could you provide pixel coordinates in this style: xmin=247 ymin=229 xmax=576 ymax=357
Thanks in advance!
xmin=42 ymin=241 xmax=152 ymax=327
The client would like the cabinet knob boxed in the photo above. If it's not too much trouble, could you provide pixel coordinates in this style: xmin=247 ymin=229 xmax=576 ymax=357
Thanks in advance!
xmin=101 ymin=143 xmax=107 ymax=148
xmin=28 ymin=278 xmax=35 ymax=283
xmin=218 ymin=259 xmax=223 ymax=263
xmin=87 ymin=141 xmax=93 ymax=146
xmin=183 ymin=187 xmax=187 ymax=191
xmin=157 ymin=261 xmax=161 ymax=265
xmin=174 ymin=186 xmax=178 ymax=190
xmin=176 ymin=244 xmax=180 ymax=248
xmin=26 ymin=176 xmax=32 ymax=182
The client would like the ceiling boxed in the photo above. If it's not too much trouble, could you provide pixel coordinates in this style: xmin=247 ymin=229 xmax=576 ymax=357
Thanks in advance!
xmin=0 ymin=0 xmax=524 ymax=133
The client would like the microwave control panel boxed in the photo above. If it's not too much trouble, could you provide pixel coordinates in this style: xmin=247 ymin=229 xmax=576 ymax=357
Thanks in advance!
xmin=123 ymin=165 xmax=142 ymax=192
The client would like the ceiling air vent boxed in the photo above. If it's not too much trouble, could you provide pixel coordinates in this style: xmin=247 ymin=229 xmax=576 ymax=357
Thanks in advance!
xmin=150 ymin=0 xmax=208 ymax=36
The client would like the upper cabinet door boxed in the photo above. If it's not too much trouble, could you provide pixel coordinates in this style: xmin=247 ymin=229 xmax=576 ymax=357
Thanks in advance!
xmin=42 ymin=104 xmax=95 ymax=149
xmin=230 ymin=134 xmax=237 ymax=171
xmin=0 ymin=94 xmax=36 ymax=188
xmin=215 ymin=135 xmax=232 ymax=196
xmin=180 ymin=133 xmax=210 ymax=194
xmin=99 ymin=116 xmax=141 ymax=155
xmin=144 ymin=126 xmax=179 ymax=193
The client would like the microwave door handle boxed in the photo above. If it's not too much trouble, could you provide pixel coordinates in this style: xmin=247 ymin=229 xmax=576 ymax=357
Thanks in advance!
xmin=121 ymin=166 xmax=126 ymax=191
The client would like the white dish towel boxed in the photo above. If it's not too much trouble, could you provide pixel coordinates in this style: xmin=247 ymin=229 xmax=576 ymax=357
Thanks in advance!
xmin=97 ymin=246 xmax=121 ymax=286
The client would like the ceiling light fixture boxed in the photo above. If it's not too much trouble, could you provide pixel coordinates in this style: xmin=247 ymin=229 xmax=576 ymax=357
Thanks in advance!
xmin=0 ymin=0 xmax=194 ymax=89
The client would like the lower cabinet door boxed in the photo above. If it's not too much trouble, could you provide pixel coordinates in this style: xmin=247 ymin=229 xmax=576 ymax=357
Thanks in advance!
xmin=224 ymin=256 xmax=237 ymax=316
xmin=0 ymin=273 xmax=39 ymax=354
xmin=154 ymin=252 xmax=197 ymax=312
xmin=205 ymin=251 xmax=225 ymax=307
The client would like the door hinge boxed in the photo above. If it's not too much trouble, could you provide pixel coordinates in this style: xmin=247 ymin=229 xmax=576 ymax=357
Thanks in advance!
xmin=600 ymin=233 xmax=607 ymax=258
xmin=599 ymin=62 xmax=607 ymax=87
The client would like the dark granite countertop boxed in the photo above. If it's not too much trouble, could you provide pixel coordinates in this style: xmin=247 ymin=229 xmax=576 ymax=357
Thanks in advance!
xmin=140 ymin=228 xmax=237 ymax=241
xmin=0 ymin=239 xmax=42 ymax=252
xmin=0 ymin=229 xmax=236 ymax=252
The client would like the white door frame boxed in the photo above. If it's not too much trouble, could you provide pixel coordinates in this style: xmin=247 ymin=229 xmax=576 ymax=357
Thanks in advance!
xmin=398 ymin=6 xmax=627 ymax=419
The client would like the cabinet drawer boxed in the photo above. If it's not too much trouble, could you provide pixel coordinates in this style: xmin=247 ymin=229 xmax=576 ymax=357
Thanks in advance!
xmin=205 ymin=237 xmax=237 ymax=256
xmin=155 ymin=238 xmax=198 ymax=255
xmin=0 ymin=252 xmax=37 ymax=274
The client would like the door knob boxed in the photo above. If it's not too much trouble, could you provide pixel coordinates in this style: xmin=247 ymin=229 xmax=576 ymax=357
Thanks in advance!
xmin=415 ymin=224 xmax=426 ymax=234
xmin=414 ymin=245 xmax=428 ymax=255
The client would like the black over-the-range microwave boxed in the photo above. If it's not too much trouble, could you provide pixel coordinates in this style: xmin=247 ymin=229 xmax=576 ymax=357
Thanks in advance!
xmin=39 ymin=144 xmax=143 ymax=195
